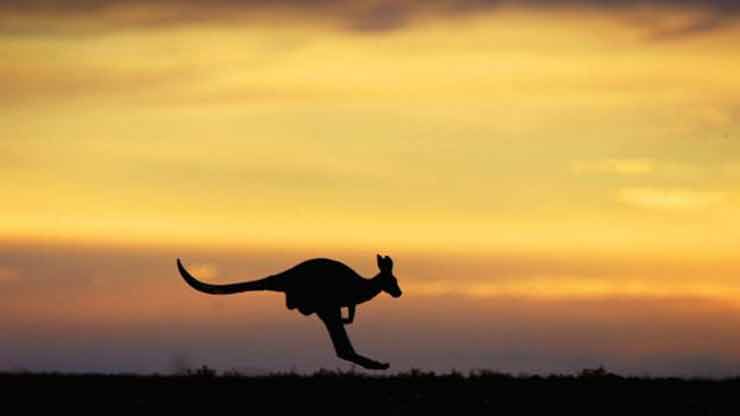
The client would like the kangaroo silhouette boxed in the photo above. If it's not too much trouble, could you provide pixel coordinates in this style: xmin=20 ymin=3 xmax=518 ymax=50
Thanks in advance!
xmin=176 ymin=254 xmax=402 ymax=370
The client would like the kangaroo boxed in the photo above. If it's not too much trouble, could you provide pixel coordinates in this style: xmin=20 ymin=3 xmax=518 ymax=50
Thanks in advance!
xmin=176 ymin=254 xmax=402 ymax=370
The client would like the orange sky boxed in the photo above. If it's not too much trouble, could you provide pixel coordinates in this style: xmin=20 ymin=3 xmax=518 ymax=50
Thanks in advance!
xmin=1 ymin=1 xmax=740 ymax=375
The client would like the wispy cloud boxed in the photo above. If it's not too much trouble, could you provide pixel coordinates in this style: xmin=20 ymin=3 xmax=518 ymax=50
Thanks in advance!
xmin=405 ymin=275 xmax=740 ymax=301
xmin=572 ymin=158 xmax=655 ymax=175
xmin=647 ymin=12 xmax=730 ymax=40
xmin=617 ymin=187 xmax=727 ymax=210
xmin=184 ymin=263 xmax=219 ymax=281
xmin=0 ymin=266 xmax=19 ymax=282
xmin=1 ymin=1 xmax=739 ymax=35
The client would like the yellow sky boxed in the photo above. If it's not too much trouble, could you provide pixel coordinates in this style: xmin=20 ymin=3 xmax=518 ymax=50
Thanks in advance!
xmin=2 ymin=2 xmax=740 ymax=337
xmin=4 ymin=7 xmax=740 ymax=252
xmin=2 ymin=2 xmax=740 ymax=374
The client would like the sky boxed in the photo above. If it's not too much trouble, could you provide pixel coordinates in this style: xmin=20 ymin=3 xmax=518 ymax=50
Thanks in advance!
xmin=2 ymin=0 xmax=740 ymax=376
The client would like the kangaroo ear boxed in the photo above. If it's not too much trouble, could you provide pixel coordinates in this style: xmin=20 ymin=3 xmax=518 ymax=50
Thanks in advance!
xmin=376 ymin=254 xmax=383 ymax=269
xmin=384 ymin=256 xmax=394 ymax=270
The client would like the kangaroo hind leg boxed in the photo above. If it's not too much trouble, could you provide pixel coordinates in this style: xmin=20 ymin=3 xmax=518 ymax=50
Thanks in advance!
xmin=317 ymin=308 xmax=389 ymax=370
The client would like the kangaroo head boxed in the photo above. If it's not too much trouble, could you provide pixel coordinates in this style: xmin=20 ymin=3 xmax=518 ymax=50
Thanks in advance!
xmin=376 ymin=254 xmax=402 ymax=298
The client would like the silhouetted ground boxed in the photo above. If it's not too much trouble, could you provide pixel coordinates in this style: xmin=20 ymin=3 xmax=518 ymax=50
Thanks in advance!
xmin=2 ymin=367 xmax=738 ymax=414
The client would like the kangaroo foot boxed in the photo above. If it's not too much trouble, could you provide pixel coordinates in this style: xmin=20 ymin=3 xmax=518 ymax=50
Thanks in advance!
xmin=318 ymin=309 xmax=390 ymax=370
xmin=340 ymin=353 xmax=390 ymax=370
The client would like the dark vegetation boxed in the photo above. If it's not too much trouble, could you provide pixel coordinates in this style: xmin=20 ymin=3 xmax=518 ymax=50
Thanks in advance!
xmin=2 ymin=367 xmax=738 ymax=414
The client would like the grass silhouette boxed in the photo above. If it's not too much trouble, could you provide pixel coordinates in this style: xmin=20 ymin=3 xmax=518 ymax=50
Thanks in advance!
xmin=3 ymin=367 xmax=738 ymax=413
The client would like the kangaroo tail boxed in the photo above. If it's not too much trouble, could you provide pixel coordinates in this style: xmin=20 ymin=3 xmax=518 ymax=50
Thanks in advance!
xmin=177 ymin=258 xmax=279 ymax=295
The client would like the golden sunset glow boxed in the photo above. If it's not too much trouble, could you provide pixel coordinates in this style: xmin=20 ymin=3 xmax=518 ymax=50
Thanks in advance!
xmin=2 ymin=1 xmax=740 ymax=375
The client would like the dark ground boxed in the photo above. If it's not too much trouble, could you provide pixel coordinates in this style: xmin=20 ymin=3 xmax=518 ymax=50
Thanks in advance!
xmin=2 ymin=367 xmax=738 ymax=414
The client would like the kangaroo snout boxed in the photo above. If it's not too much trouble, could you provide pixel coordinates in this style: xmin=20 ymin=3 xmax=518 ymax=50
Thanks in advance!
xmin=387 ymin=286 xmax=402 ymax=298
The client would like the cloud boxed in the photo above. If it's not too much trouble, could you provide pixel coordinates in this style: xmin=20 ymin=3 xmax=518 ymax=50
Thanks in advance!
xmin=1 ymin=1 xmax=739 ymax=35
xmin=571 ymin=158 xmax=655 ymax=175
xmin=0 ymin=266 xmax=19 ymax=282
xmin=348 ymin=2 xmax=410 ymax=32
xmin=184 ymin=263 xmax=219 ymax=281
xmin=647 ymin=11 xmax=730 ymax=39
xmin=617 ymin=187 xmax=727 ymax=210
xmin=724 ymin=162 xmax=740 ymax=177
xmin=406 ymin=275 xmax=740 ymax=300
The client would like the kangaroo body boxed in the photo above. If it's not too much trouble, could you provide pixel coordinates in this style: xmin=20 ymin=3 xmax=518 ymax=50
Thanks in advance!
xmin=177 ymin=255 xmax=402 ymax=370
xmin=272 ymin=259 xmax=382 ymax=315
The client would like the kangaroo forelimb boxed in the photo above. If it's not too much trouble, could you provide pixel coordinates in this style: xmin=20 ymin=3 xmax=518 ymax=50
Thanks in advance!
xmin=342 ymin=305 xmax=356 ymax=324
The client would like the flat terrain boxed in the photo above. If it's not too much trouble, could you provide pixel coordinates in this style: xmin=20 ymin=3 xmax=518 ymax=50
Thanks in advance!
xmin=2 ymin=369 xmax=738 ymax=414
